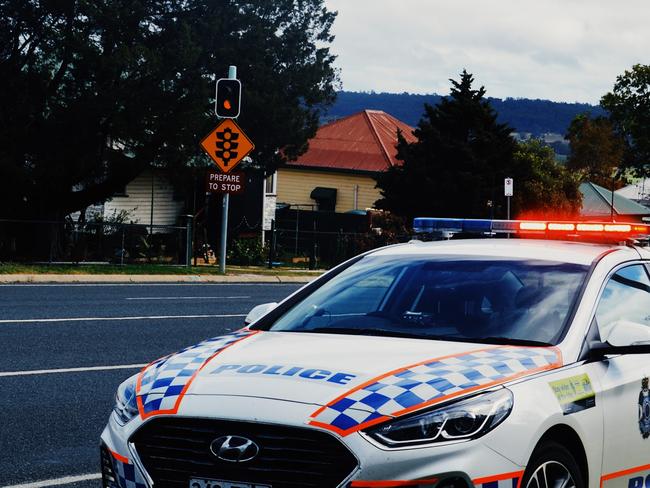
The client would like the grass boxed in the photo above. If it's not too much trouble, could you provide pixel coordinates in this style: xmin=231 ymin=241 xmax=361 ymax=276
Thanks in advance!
xmin=0 ymin=262 xmax=324 ymax=277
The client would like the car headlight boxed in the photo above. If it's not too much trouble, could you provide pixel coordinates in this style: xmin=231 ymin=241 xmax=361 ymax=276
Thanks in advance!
xmin=365 ymin=388 xmax=513 ymax=447
xmin=113 ymin=374 xmax=139 ymax=425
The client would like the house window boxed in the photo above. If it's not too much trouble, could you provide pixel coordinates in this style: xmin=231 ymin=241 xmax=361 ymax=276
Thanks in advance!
xmin=265 ymin=173 xmax=277 ymax=195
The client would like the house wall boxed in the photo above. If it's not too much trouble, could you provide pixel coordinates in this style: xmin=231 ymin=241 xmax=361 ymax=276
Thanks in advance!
xmin=276 ymin=168 xmax=381 ymax=212
xmin=104 ymin=169 xmax=184 ymax=227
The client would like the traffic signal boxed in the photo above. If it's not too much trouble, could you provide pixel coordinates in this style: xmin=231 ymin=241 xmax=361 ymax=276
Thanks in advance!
xmin=215 ymin=78 xmax=241 ymax=118
xmin=215 ymin=127 xmax=240 ymax=167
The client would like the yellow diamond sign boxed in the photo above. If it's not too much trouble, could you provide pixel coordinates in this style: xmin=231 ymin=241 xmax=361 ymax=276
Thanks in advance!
xmin=200 ymin=119 xmax=254 ymax=173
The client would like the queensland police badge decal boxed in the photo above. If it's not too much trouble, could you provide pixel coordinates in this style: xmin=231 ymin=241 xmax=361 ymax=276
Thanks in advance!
xmin=640 ymin=377 xmax=650 ymax=439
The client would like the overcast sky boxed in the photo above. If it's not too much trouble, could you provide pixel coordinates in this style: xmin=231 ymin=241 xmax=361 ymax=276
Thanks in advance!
xmin=324 ymin=0 xmax=649 ymax=104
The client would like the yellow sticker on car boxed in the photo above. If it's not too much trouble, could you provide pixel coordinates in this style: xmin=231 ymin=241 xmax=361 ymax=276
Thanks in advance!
xmin=549 ymin=373 xmax=596 ymax=415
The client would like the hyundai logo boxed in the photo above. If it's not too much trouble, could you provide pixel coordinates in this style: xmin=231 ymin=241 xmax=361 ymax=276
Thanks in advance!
xmin=210 ymin=435 xmax=260 ymax=463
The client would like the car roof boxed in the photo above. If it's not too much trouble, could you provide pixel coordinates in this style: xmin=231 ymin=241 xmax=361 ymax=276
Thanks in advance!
xmin=369 ymin=238 xmax=638 ymax=266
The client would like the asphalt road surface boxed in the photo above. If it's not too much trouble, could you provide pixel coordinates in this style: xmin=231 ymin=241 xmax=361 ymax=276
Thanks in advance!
xmin=0 ymin=282 xmax=302 ymax=487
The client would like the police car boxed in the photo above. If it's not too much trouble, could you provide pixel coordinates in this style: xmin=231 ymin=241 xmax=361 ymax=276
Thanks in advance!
xmin=101 ymin=218 xmax=650 ymax=488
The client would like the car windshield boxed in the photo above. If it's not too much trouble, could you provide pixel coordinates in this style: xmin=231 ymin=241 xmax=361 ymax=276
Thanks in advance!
xmin=265 ymin=255 xmax=589 ymax=345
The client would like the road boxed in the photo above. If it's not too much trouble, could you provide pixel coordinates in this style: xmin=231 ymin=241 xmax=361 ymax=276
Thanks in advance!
xmin=0 ymin=282 xmax=302 ymax=487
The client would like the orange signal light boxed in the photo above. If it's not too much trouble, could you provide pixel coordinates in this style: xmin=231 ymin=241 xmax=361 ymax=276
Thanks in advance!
xmin=224 ymin=100 xmax=232 ymax=110
xmin=519 ymin=222 xmax=547 ymax=231
xmin=548 ymin=223 xmax=575 ymax=232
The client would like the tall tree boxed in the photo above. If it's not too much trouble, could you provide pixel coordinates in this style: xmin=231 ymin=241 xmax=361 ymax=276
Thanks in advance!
xmin=375 ymin=71 xmax=516 ymax=220
xmin=513 ymin=140 xmax=582 ymax=219
xmin=0 ymin=0 xmax=338 ymax=220
xmin=565 ymin=114 xmax=626 ymax=189
xmin=375 ymin=71 xmax=582 ymax=221
xmin=601 ymin=64 xmax=650 ymax=177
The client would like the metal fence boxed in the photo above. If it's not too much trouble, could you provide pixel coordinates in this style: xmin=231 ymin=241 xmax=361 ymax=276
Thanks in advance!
xmin=0 ymin=219 xmax=192 ymax=265
xmin=265 ymin=224 xmax=410 ymax=269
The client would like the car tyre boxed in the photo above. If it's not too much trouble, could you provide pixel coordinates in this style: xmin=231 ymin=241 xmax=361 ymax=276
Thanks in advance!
xmin=522 ymin=440 xmax=584 ymax=488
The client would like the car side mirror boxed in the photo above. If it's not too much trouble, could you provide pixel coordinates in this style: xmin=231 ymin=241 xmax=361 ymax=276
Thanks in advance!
xmin=244 ymin=302 xmax=278 ymax=325
xmin=589 ymin=320 xmax=650 ymax=360
xmin=601 ymin=320 xmax=650 ymax=347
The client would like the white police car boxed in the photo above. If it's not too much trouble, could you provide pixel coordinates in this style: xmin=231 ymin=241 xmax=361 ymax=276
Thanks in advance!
xmin=101 ymin=219 xmax=650 ymax=488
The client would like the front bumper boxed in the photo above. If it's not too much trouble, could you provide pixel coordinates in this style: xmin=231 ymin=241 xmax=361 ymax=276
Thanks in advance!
xmin=101 ymin=396 xmax=524 ymax=488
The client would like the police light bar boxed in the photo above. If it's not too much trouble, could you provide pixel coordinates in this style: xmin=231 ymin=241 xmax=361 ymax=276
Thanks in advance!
xmin=413 ymin=218 xmax=650 ymax=241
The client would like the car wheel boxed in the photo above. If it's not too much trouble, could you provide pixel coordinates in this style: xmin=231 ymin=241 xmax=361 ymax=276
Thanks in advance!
xmin=523 ymin=441 xmax=584 ymax=488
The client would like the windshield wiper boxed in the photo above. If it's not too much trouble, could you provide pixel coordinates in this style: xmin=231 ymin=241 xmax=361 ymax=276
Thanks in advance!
xmin=467 ymin=336 xmax=553 ymax=347
xmin=300 ymin=327 xmax=425 ymax=340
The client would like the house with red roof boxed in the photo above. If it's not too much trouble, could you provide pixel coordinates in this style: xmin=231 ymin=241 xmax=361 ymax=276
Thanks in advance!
xmin=272 ymin=110 xmax=416 ymax=214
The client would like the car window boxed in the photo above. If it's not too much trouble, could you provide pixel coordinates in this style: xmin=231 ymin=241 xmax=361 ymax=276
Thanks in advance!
xmin=595 ymin=264 xmax=650 ymax=335
xmin=264 ymin=255 xmax=588 ymax=346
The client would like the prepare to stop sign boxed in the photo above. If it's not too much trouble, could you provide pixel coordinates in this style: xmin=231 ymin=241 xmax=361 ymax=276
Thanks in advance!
xmin=206 ymin=170 xmax=245 ymax=194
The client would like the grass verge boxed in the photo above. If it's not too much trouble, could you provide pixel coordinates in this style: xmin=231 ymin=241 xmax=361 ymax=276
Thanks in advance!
xmin=0 ymin=263 xmax=323 ymax=277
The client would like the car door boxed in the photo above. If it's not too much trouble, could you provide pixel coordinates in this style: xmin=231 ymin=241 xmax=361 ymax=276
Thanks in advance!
xmin=591 ymin=263 xmax=650 ymax=488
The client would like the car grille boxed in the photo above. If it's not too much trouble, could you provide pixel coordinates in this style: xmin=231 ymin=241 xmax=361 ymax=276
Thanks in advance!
xmin=130 ymin=418 xmax=358 ymax=488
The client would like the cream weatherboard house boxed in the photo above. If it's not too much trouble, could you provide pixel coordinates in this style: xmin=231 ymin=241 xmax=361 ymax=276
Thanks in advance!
xmin=78 ymin=169 xmax=185 ymax=230
xmin=271 ymin=110 xmax=416 ymax=214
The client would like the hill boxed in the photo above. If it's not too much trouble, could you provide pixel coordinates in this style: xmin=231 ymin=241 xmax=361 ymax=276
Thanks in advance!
xmin=326 ymin=91 xmax=605 ymax=137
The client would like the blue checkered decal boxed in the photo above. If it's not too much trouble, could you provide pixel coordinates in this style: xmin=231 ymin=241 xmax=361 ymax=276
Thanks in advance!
xmin=136 ymin=330 xmax=257 ymax=419
xmin=111 ymin=455 xmax=146 ymax=488
xmin=479 ymin=479 xmax=520 ymax=488
xmin=310 ymin=346 xmax=561 ymax=435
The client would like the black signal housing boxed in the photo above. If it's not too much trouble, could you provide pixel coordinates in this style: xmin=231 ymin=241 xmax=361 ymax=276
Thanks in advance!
xmin=215 ymin=78 xmax=241 ymax=118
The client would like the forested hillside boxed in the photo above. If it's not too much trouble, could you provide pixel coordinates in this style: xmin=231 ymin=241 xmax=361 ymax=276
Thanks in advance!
xmin=327 ymin=91 xmax=605 ymax=136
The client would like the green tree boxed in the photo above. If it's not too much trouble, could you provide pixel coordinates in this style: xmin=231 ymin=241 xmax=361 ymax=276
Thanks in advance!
xmin=513 ymin=140 xmax=582 ymax=219
xmin=375 ymin=71 xmax=583 ymax=222
xmin=375 ymin=71 xmax=516 ymax=221
xmin=565 ymin=114 xmax=626 ymax=189
xmin=0 ymin=0 xmax=338 ymax=221
xmin=601 ymin=64 xmax=650 ymax=176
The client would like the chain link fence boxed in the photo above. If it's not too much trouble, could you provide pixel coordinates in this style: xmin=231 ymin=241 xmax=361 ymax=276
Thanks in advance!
xmin=0 ymin=219 xmax=192 ymax=265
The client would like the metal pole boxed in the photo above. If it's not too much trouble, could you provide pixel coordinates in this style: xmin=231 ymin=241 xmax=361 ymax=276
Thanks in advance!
xmin=268 ymin=219 xmax=276 ymax=269
xmin=218 ymin=65 xmax=237 ymax=274
xmin=120 ymin=226 xmax=125 ymax=266
xmin=150 ymin=169 xmax=154 ymax=235
xmin=610 ymin=176 xmax=615 ymax=222
xmin=506 ymin=196 xmax=511 ymax=239
xmin=184 ymin=215 xmax=193 ymax=267
xmin=219 ymin=193 xmax=229 ymax=273
xmin=295 ymin=207 xmax=299 ymax=256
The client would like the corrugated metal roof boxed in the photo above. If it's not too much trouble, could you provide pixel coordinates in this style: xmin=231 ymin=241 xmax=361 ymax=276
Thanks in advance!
xmin=580 ymin=181 xmax=650 ymax=217
xmin=289 ymin=110 xmax=416 ymax=172
xmin=616 ymin=178 xmax=650 ymax=201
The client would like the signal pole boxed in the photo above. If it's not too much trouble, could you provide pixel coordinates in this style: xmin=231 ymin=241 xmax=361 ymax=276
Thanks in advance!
xmin=218 ymin=65 xmax=237 ymax=274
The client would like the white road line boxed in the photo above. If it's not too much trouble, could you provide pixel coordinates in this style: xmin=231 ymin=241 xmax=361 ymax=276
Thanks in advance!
xmin=1 ymin=473 xmax=101 ymax=488
xmin=0 ymin=363 xmax=146 ymax=377
xmin=125 ymin=296 xmax=251 ymax=300
xmin=0 ymin=313 xmax=246 ymax=324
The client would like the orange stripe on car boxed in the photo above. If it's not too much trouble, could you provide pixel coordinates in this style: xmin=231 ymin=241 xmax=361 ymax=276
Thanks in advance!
xmin=600 ymin=463 xmax=650 ymax=488
xmin=350 ymin=478 xmax=439 ymax=487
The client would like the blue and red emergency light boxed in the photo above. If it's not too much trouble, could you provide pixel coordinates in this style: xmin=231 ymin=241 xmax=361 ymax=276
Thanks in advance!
xmin=413 ymin=218 xmax=650 ymax=242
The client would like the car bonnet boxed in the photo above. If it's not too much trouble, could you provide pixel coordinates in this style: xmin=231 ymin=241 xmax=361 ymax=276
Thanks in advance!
xmin=135 ymin=330 xmax=562 ymax=435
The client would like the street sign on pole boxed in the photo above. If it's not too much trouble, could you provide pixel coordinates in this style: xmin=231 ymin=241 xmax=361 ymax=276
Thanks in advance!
xmin=504 ymin=178 xmax=514 ymax=197
xmin=206 ymin=170 xmax=246 ymax=194
xmin=504 ymin=177 xmax=513 ymax=225
xmin=199 ymin=119 xmax=254 ymax=174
